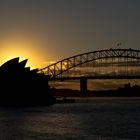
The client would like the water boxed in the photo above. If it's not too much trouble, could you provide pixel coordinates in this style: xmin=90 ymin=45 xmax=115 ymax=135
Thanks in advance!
xmin=0 ymin=98 xmax=140 ymax=140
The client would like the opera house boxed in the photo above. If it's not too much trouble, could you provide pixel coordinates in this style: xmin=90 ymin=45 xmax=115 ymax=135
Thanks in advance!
xmin=0 ymin=57 xmax=55 ymax=106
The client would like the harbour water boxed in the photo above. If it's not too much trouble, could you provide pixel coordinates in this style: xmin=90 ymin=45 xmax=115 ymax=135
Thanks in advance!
xmin=0 ymin=98 xmax=140 ymax=140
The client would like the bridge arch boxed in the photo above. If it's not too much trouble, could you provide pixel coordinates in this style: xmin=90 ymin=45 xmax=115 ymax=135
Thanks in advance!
xmin=39 ymin=48 xmax=140 ymax=78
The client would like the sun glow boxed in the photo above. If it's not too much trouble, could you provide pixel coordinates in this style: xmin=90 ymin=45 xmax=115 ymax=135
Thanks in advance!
xmin=0 ymin=40 xmax=42 ymax=69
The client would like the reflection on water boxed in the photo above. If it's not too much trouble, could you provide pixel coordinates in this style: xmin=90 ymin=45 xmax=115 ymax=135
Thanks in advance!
xmin=0 ymin=98 xmax=140 ymax=140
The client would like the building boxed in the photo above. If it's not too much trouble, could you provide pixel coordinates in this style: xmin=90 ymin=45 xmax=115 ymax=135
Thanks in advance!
xmin=0 ymin=57 xmax=55 ymax=106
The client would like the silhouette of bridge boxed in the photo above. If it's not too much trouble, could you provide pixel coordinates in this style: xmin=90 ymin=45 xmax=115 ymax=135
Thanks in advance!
xmin=39 ymin=48 xmax=140 ymax=94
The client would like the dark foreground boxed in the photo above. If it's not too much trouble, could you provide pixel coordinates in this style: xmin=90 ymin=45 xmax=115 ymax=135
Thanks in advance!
xmin=0 ymin=98 xmax=140 ymax=140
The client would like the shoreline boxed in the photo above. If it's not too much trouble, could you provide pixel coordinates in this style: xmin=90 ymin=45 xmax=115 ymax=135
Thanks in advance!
xmin=55 ymin=96 xmax=140 ymax=104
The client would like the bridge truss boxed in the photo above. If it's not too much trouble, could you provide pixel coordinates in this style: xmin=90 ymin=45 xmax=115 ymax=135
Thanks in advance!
xmin=39 ymin=48 xmax=140 ymax=78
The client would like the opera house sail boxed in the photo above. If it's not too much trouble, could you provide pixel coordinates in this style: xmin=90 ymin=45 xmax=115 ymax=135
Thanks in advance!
xmin=0 ymin=57 xmax=55 ymax=106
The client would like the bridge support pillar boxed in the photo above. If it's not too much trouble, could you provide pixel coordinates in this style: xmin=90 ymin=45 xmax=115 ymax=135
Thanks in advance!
xmin=80 ymin=77 xmax=87 ymax=96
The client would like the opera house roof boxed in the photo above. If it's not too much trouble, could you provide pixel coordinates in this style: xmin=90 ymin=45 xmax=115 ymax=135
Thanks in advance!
xmin=0 ymin=57 xmax=55 ymax=106
xmin=0 ymin=57 xmax=39 ymax=79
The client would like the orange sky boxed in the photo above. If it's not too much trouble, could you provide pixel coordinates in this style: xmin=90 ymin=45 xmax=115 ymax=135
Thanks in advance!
xmin=0 ymin=36 xmax=47 ymax=69
xmin=0 ymin=0 xmax=140 ymax=69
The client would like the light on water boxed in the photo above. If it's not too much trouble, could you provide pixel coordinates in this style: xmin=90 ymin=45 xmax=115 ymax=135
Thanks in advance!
xmin=0 ymin=98 xmax=140 ymax=140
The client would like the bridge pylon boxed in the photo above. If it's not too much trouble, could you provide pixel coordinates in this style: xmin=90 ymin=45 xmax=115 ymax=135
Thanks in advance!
xmin=80 ymin=77 xmax=87 ymax=96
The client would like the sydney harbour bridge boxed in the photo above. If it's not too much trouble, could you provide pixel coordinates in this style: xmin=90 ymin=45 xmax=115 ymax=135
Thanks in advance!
xmin=39 ymin=48 xmax=140 ymax=93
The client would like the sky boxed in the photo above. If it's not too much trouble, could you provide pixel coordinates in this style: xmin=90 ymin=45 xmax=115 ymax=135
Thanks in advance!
xmin=0 ymin=0 xmax=140 ymax=68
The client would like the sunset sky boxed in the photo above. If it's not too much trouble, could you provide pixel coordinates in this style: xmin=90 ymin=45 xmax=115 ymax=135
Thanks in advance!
xmin=0 ymin=0 xmax=140 ymax=68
